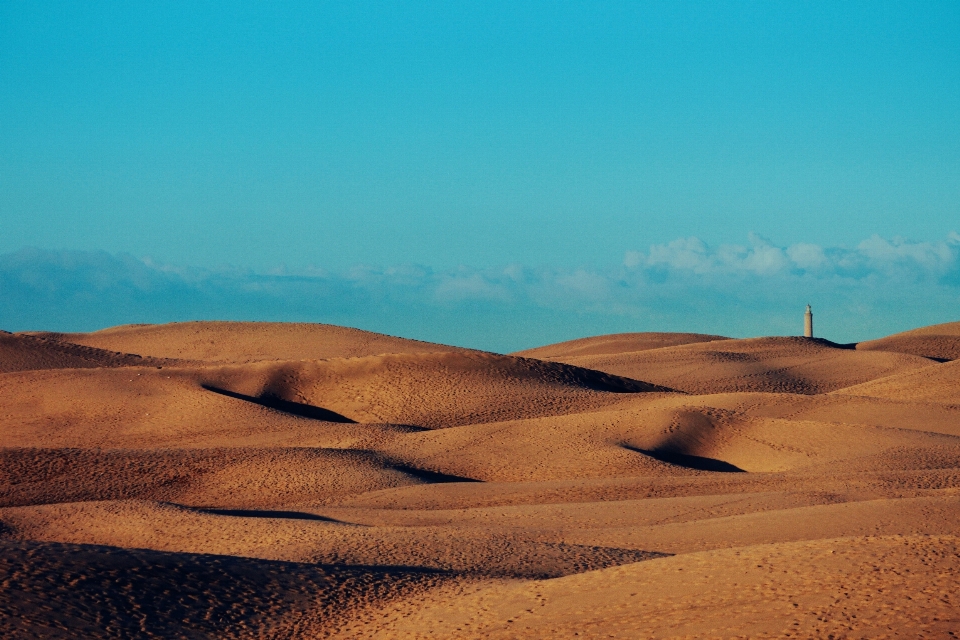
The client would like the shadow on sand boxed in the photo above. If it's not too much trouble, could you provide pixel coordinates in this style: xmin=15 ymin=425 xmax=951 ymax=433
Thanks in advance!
xmin=202 ymin=385 xmax=355 ymax=423
xmin=623 ymin=444 xmax=745 ymax=472
xmin=193 ymin=508 xmax=351 ymax=523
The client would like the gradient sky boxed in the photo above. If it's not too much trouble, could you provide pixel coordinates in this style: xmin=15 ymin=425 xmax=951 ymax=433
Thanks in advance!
xmin=3 ymin=1 xmax=959 ymax=270
xmin=1 ymin=2 xmax=959 ymax=348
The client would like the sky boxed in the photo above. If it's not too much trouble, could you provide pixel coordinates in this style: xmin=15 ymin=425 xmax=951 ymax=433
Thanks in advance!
xmin=1 ymin=1 xmax=959 ymax=350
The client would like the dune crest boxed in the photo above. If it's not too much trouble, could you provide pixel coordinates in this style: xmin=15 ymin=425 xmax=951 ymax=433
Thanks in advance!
xmin=523 ymin=335 xmax=935 ymax=394
xmin=857 ymin=320 xmax=960 ymax=361
xmin=28 ymin=320 xmax=469 ymax=363
xmin=512 ymin=331 xmax=729 ymax=359
xmin=0 ymin=331 xmax=174 ymax=373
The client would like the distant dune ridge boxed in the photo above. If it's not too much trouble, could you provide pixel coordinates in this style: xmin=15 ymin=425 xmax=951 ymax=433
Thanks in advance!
xmin=855 ymin=320 xmax=960 ymax=361
xmin=512 ymin=331 xmax=730 ymax=359
xmin=515 ymin=334 xmax=935 ymax=395
xmin=2 ymin=321 xmax=960 ymax=637
xmin=27 ymin=321 xmax=470 ymax=363
xmin=0 ymin=330 xmax=176 ymax=373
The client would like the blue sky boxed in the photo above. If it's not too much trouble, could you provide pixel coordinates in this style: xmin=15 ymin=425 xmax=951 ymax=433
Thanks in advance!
xmin=1 ymin=2 xmax=959 ymax=349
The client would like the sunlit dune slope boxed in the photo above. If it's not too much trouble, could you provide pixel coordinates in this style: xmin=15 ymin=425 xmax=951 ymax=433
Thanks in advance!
xmin=512 ymin=332 xmax=729 ymax=359
xmin=353 ymin=536 xmax=960 ymax=639
xmin=324 ymin=478 xmax=960 ymax=542
xmin=203 ymin=351 xmax=672 ymax=429
xmin=0 ymin=367 xmax=409 ymax=449
xmin=834 ymin=357 xmax=960 ymax=404
xmin=0 ymin=500 xmax=664 ymax=579
xmin=332 ymin=447 xmax=960 ymax=511
xmin=533 ymin=335 xmax=935 ymax=394
xmin=367 ymin=394 xmax=960 ymax=480
xmin=0 ymin=331 xmax=171 ymax=373
xmin=0 ymin=353 xmax=667 ymax=450
xmin=27 ymin=320 xmax=469 ymax=363
xmin=857 ymin=320 xmax=960 ymax=361
xmin=0 ymin=447 xmax=449 ymax=509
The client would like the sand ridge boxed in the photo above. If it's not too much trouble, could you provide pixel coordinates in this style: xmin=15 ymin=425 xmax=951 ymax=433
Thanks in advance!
xmin=344 ymin=535 xmax=960 ymax=639
xmin=857 ymin=320 xmax=960 ymax=361
xmin=27 ymin=321 xmax=471 ymax=363
xmin=512 ymin=331 xmax=730 ymax=359
xmin=834 ymin=357 xmax=960 ymax=404
xmin=0 ymin=331 xmax=176 ymax=373
xmin=532 ymin=335 xmax=937 ymax=394
xmin=2 ymin=320 xmax=960 ymax=637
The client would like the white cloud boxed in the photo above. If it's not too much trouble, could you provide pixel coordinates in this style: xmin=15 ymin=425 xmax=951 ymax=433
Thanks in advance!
xmin=623 ymin=251 xmax=643 ymax=268
xmin=787 ymin=243 xmax=828 ymax=270
xmin=555 ymin=269 xmax=610 ymax=299
xmin=433 ymin=272 xmax=511 ymax=302
xmin=742 ymin=234 xmax=789 ymax=274
xmin=857 ymin=235 xmax=954 ymax=270
xmin=628 ymin=233 xmax=958 ymax=278
xmin=3 ymin=235 xmax=959 ymax=350
xmin=646 ymin=237 xmax=713 ymax=273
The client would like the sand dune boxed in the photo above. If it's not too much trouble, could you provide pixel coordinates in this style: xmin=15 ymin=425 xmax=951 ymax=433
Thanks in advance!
xmin=857 ymin=320 xmax=960 ymax=361
xmin=3 ymin=320 xmax=960 ymax=637
xmin=0 ymin=500 xmax=664 ymax=580
xmin=530 ymin=335 xmax=935 ymax=394
xmin=0 ymin=540 xmax=452 ymax=639
xmin=363 ymin=396 xmax=960 ymax=481
xmin=28 ymin=321 xmax=468 ymax=363
xmin=0 ymin=366 xmax=391 ymax=449
xmin=0 ymin=331 xmax=172 ymax=373
xmin=0 ymin=352 xmax=665 ymax=451
xmin=512 ymin=331 xmax=729 ymax=359
xmin=0 ymin=447 xmax=452 ymax=509
xmin=202 ymin=351 xmax=669 ymax=429
xmin=347 ymin=536 xmax=960 ymax=639
xmin=836 ymin=356 xmax=960 ymax=404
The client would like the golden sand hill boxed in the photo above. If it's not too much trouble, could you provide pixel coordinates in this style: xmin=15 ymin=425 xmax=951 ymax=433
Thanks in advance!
xmin=2 ymin=320 xmax=960 ymax=638
xmin=0 ymin=353 xmax=664 ymax=450
xmin=834 ymin=357 xmax=960 ymax=404
xmin=0 ymin=331 xmax=173 ymax=373
xmin=512 ymin=331 xmax=729 ymax=359
xmin=530 ymin=335 xmax=935 ymax=394
xmin=856 ymin=320 xmax=960 ymax=361
xmin=202 ymin=351 xmax=669 ymax=428
xmin=28 ymin=321 xmax=468 ymax=363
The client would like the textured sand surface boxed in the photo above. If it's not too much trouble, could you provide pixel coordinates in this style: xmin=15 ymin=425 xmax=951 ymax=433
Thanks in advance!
xmin=347 ymin=536 xmax=960 ymax=639
xmin=536 ymin=335 xmax=936 ymax=394
xmin=512 ymin=332 xmax=729 ymax=359
xmin=2 ymin=322 xmax=960 ymax=638
xmin=28 ymin=321 xmax=468 ymax=363
xmin=857 ymin=320 xmax=960 ymax=361
xmin=0 ymin=331 xmax=174 ymax=373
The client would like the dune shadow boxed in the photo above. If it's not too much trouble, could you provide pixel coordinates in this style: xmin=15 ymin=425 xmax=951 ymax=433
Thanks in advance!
xmin=372 ymin=423 xmax=431 ymax=433
xmin=813 ymin=338 xmax=857 ymax=350
xmin=194 ymin=508 xmax=351 ymax=523
xmin=202 ymin=385 xmax=355 ymax=423
xmin=0 ymin=540 xmax=457 ymax=640
xmin=387 ymin=461 xmax=482 ymax=484
xmin=623 ymin=444 xmax=745 ymax=473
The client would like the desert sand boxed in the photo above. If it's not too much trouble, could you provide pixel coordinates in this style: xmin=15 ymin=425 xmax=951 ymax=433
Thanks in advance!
xmin=2 ymin=321 xmax=959 ymax=638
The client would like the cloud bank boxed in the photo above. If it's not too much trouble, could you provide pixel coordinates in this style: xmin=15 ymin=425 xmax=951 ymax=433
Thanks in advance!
xmin=2 ymin=234 xmax=959 ymax=352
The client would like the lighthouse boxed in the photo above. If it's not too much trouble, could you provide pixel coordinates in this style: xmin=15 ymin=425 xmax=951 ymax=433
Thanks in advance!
xmin=804 ymin=304 xmax=813 ymax=338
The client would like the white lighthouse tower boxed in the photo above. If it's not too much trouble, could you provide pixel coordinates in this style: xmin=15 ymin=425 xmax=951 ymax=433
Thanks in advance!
xmin=804 ymin=304 xmax=813 ymax=338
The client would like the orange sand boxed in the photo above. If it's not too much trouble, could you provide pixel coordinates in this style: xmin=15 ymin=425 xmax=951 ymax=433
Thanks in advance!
xmin=2 ymin=321 xmax=959 ymax=638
